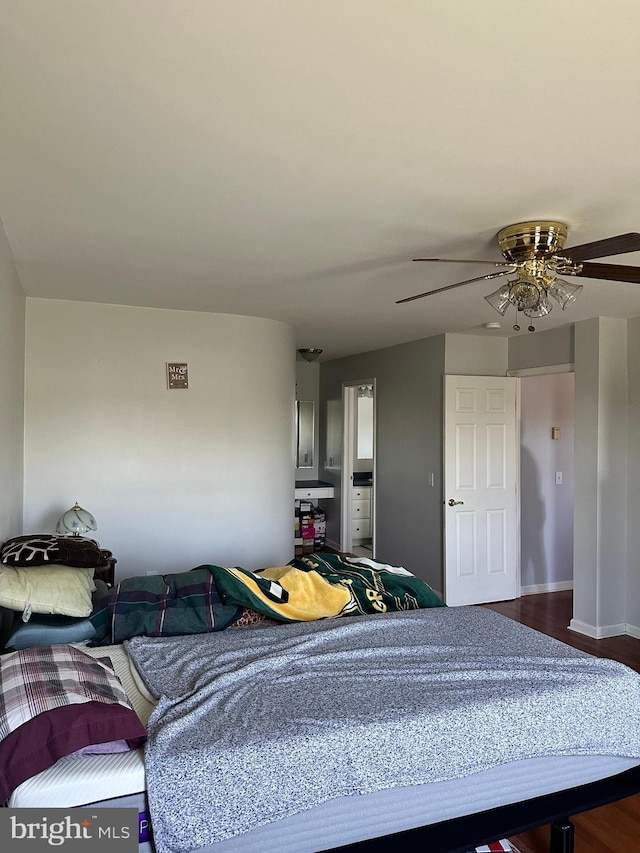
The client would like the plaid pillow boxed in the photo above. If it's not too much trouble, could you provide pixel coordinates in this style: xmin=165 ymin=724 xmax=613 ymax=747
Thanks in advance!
xmin=0 ymin=645 xmax=146 ymax=802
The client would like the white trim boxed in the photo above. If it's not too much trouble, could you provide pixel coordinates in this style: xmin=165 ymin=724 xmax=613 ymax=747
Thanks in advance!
xmin=625 ymin=623 xmax=640 ymax=640
xmin=340 ymin=384 xmax=356 ymax=553
xmin=324 ymin=537 xmax=341 ymax=552
xmin=521 ymin=581 xmax=573 ymax=596
xmin=514 ymin=378 xmax=522 ymax=597
xmin=569 ymin=618 xmax=627 ymax=639
xmin=507 ymin=363 xmax=574 ymax=377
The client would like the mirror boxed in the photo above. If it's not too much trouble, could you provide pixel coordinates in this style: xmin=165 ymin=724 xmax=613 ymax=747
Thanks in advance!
xmin=296 ymin=400 xmax=315 ymax=468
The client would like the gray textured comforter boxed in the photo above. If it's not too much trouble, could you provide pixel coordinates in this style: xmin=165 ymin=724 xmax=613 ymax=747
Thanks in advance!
xmin=125 ymin=606 xmax=640 ymax=853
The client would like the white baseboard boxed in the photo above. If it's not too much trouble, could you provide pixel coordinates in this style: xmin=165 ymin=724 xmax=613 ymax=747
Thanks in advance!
xmin=324 ymin=538 xmax=341 ymax=552
xmin=569 ymin=618 xmax=627 ymax=639
xmin=625 ymin=623 xmax=640 ymax=640
xmin=520 ymin=581 xmax=573 ymax=596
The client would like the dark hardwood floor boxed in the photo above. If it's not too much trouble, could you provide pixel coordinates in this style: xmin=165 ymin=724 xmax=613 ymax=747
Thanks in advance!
xmin=482 ymin=591 xmax=640 ymax=853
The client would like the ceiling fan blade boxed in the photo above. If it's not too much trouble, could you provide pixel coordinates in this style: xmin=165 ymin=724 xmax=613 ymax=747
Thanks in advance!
xmin=561 ymin=233 xmax=640 ymax=262
xmin=412 ymin=258 xmax=510 ymax=266
xmin=396 ymin=269 xmax=514 ymax=304
xmin=574 ymin=262 xmax=640 ymax=284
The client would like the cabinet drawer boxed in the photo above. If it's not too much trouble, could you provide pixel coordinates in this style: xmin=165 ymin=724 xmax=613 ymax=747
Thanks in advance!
xmin=352 ymin=486 xmax=371 ymax=500
xmin=295 ymin=486 xmax=335 ymax=499
xmin=352 ymin=499 xmax=370 ymax=519
xmin=352 ymin=519 xmax=371 ymax=539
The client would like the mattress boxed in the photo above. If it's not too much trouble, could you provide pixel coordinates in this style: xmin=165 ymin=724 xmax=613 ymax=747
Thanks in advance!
xmin=12 ymin=728 xmax=640 ymax=853
xmin=8 ymin=640 xmax=640 ymax=853
xmin=188 ymin=755 xmax=640 ymax=853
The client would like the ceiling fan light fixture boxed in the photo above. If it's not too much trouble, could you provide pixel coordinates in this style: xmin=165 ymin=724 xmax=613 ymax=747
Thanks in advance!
xmin=406 ymin=221 xmax=639 ymax=332
xmin=548 ymin=278 xmax=583 ymax=310
xmin=298 ymin=348 xmax=323 ymax=362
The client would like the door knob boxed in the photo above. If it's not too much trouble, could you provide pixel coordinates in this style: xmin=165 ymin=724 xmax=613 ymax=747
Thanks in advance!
xmin=448 ymin=499 xmax=464 ymax=506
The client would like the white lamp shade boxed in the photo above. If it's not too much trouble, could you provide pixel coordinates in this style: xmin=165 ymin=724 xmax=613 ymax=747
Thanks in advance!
xmin=56 ymin=502 xmax=98 ymax=537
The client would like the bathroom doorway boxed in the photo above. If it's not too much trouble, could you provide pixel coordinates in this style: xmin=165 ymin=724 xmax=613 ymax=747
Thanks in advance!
xmin=340 ymin=381 xmax=376 ymax=556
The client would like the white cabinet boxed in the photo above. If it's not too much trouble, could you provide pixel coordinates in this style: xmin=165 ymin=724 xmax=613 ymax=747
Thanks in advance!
xmin=294 ymin=484 xmax=334 ymax=500
xmin=351 ymin=485 xmax=371 ymax=543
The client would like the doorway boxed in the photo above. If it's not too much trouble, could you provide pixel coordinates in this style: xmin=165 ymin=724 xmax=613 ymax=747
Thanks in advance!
xmin=340 ymin=381 xmax=376 ymax=556
xmin=519 ymin=371 xmax=575 ymax=594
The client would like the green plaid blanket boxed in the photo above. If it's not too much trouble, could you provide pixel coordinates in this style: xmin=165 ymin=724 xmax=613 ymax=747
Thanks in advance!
xmin=89 ymin=568 xmax=241 ymax=645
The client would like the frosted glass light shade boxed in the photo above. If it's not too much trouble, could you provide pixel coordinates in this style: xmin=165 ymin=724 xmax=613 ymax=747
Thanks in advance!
xmin=484 ymin=284 xmax=513 ymax=316
xmin=548 ymin=278 xmax=583 ymax=310
xmin=524 ymin=295 xmax=553 ymax=318
xmin=55 ymin=502 xmax=97 ymax=537
xmin=508 ymin=277 xmax=542 ymax=311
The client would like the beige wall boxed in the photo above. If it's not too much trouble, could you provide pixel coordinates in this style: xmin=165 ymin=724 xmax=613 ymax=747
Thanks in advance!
xmin=0 ymin=219 xmax=25 ymax=541
xmin=24 ymin=299 xmax=295 ymax=579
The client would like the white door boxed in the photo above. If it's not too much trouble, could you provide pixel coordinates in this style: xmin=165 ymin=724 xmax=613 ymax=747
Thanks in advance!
xmin=444 ymin=375 xmax=518 ymax=606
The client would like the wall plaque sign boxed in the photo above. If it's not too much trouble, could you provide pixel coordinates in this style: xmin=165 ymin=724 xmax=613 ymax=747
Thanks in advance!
xmin=167 ymin=362 xmax=189 ymax=389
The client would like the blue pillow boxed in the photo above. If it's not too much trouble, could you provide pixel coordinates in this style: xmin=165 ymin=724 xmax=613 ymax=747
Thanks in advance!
xmin=5 ymin=579 xmax=108 ymax=650
xmin=7 ymin=614 xmax=96 ymax=650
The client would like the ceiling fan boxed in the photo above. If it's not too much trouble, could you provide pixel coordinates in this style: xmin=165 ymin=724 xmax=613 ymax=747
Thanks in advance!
xmin=398 ymin=220 xmax=640 ymax=331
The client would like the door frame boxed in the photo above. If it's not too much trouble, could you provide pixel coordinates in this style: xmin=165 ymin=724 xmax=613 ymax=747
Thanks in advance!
xmin=340 ymin=380 xmax=376 ymax=554
xmin=508 ymin=362 xmax=575 ymax=599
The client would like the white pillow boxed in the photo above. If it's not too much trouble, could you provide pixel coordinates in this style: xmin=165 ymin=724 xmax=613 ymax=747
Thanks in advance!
xmin=0 ymin=565 xmax=96 ymax=620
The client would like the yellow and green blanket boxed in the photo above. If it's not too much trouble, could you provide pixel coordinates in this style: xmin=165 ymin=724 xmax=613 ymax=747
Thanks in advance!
xmin=207 ymin=552 xmax=444 ymax=622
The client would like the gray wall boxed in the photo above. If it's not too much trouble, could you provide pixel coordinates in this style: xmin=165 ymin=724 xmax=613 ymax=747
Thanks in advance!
xmin=572 ymin=317 xmax=628 ymax=636
xmin=444 ymin=334 xmax=508 ymax=375
xmin=320 ymin=332 xmax=511 ymax=592
xmin=626 ymin=317 xmax=640 ymax=632
xmin=320 ymin=336 xmax=445 ymax=592
xmin=508 ymin=325 xmax=574 ymax=371
xmin=0 ymin=219 xmax=25 ymax=542
xmin=320 ymin=318 xmax=640 ymax=637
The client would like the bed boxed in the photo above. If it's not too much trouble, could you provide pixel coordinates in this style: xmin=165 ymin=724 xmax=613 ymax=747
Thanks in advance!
xmin=2 ymin=553 xmax=640 ymax=853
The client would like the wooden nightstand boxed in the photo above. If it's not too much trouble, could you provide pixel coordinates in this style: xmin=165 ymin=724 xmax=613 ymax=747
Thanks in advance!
xmin=94 ymin=550 xmax=117 ymax=586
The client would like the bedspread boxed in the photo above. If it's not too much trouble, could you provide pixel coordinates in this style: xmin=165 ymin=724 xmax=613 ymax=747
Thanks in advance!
xmin=125 ymin=606 xmax=640 ymax=853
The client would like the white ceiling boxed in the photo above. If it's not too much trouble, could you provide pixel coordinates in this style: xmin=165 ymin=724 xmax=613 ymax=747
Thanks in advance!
xmin=2 ymin=1 xmax=640 ymax=361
